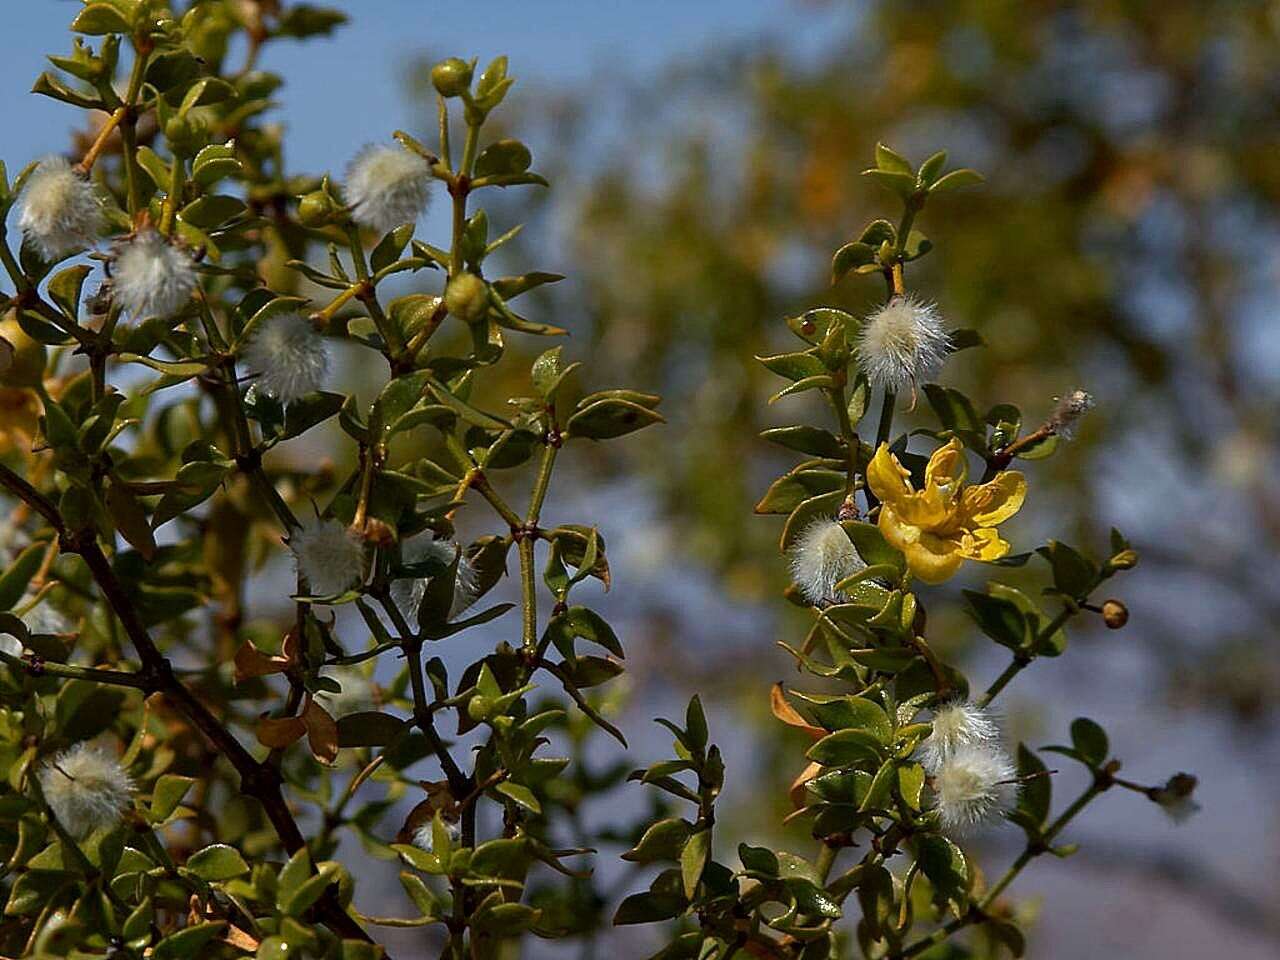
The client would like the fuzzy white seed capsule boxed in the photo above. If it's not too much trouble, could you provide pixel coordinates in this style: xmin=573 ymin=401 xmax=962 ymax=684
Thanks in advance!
xmin=243 ymin=312 xmax=330 ymax=403
xmin=17 ymin=156 xmax=101 ymax=261
xmin=856 ymin=295 xmax=949 ymax=393
xmin=789 ymin=519 xmax=865 ymax=604
xmin=918 ymin=700 xmax=1000 ymax=775
xmin=345 ymin=145 xmax=433 ymax=233
xmin=37 ymin=741 xmax=133 ymax=838
xmin=412 ymin=817 xmax=461 ymax=853
xmin=288 ymin=517 xmax=366 ymax=598
xmin=391 ymin=537 xmax=480 ymax=621
xmin=1048 ymin=388 xmax=1095 ymax=439
xmin=112 ymin=229 xmax=197 ymax=319
xmin=932 ymin=742 xmax=1018 ymax=835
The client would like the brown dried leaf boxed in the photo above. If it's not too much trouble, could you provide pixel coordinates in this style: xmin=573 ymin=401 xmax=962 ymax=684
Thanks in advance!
xmin=789 ymin=760 xmax=823 ymax=810
xmin=234 ymin=640 xmax=289 ymax=683
xmin=255 ymin=714 xmax=305 ymax=749
xmin=303 ymin=697 xmax=339 ymax=765
xmin=770 ymin=682 xmax=825 ymax=740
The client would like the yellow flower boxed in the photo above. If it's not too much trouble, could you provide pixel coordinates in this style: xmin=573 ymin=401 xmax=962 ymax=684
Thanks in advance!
xmin=867 ymin=438 xmax=1026 ymax=584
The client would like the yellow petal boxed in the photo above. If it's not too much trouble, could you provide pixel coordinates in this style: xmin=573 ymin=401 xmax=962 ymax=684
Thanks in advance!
xmin=958 ymin=527 xmax=1011 ymax=562
xmin=877 ymin=503 xmax=920 ymax=552
xmin=867 ymin=443 xmax=912 ymax=505
xmin=925 ymin=438 xmax=968 ymax=494
xmin=961 ymin=471 xmax=1027 ymax=527
xmin=903 ymin=533 xmax=966 ymax=584
xmin=892 ymin=487 xmax=954 ymax=530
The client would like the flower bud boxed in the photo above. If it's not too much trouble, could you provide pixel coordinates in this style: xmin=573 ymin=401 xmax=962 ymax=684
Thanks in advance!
xmin=431 ymin=57 xmax=473 ymax=97
xmin=1107 ymin=548 xmax=1139 ymax=571
xmin=1101 ymin=599 xmax=1128 ymax=629
xmin=467 ymin=694 xmax=490 ymax=722
xmin=0 ymin=315 xmax=48 ymax=389
xmin=297 ymin=189 xmax=337 ymax=227
xmin=445 ymin=272 xmax=489 ymax=323
xmin=163 ymin=112 xmax=207 ymax=154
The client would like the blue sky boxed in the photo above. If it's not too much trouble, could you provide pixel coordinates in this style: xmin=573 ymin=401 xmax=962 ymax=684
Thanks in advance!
xmin=1 ymin=1 xmax=843 ymax=171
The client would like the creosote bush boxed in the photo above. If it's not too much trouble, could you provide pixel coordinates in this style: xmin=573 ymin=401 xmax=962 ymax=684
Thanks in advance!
xmin=0 ymin=4 xmax=1190 ymax=960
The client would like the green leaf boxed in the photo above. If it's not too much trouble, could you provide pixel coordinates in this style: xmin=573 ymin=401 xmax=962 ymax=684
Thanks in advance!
xmin=841 ymin=521 xmax=905 ymax=575
xmin=150 ymin=774 xmax=195 ymax=820
xmin=963 ymin=590 xmax=1029 ymax=650
xmin=831 ymin=241 xmax=877 ymax=283
xmin=1015 ymin=744 xmax=1051 ymax=829
xmin=152 ymin=922 xmax=226 ymax=960
xmin=475 ymin=139 xmax=532 ymax=177
xmin=493 ymin=781 xmax=541 ymax=814
xmin=863 ymin=168 xmax=916 ymax=199
xmin=1069 ymin=717 xmax=1109 ymax=767
xmin=929 ymin=168 xmax=985 ymax=192
xmin=1036 ymin=541 xmax=1099 ymax=598
xmin=178 ymin=194 xmax=246 ymax=230
xmin=531 ymin=345 xmax=577 ymax=399
xmin=280 ymin=863 xmax=338 ymax=917
xmin=565 ymin=397 xmax=665 ymax=441
xmin=915 ymin=836 xmax=969 ymax=914
xmin=923 ymin=383 xmax=981 ymax=433
xmin=757 ymin=350 xmax=826 ymax=382
xmin=754 ymin=467 xmax=843 ymax=515
xmin=806 ymin=729 xmax=883 ymax=768
xmin=917 ymin=150 xmax=948 ymax=187
xmin=760 ymin=425 xmax=845 ymax=459
xmin=680 ymin=829 xmax=710 ymax=899
xmin=874 ymin=143 xmax=913 ymax=175
xmin=336 ymin=711 xmax=405 ymax=747
xmin=769 ymin=373 xmax=835 ymax=403
xmin=622 ymin=818 xmax=694 ymax=864
xmin=275 ymin=847 xmax=312 ymax=911
xmin=898 ymin=762 xmax=925 ymax=810
xmin=0 ymin=544 xmax=45 ymax=611
xmin=469 ymin=837 xmax=529 ymax=880
xmin=791 ymin=692 xmax=891 ymax=742
xmin=371 ymin=223 xmax=415 ymax=274
xmin=71 ymin=4 xmax=133 ymax=35
xmin=185 ymin=844 xmax=249 ymax=882
xmin=545 ymin=606 xmax=623 ymax=659
xmin=685 ymin=695 xmax=709 ymax=754
xmin=47 ymin=265 xmax=92 ymax=321
xmin=116 ymin=353 xmax=209 ymax=379
xmin=613 ymin=890 xmax=684 ymax=925
xmin=738 ymin=843 xmax=779 ymax=876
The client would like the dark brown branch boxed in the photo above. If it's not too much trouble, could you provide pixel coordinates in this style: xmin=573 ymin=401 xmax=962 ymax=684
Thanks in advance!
xmin=0 ymin=462 xmax=379 ymax=949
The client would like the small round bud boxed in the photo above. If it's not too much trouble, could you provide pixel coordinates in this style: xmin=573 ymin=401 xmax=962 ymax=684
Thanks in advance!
xmin=1108 ymin=549 xmax=1139 ymax=571
xmin=163 ymin=113 xmax=207 ymax=153
xmin=444 ymin=272 xmax=489 ymax=323
xmin=467 ymin=695 xmax=490 ymax=722
xmin=297 ymin=190 xmax=337 ymax=227
xmin=431 ymin=58 xmax=473 ymax=97
xmin=1101 ymin=599 xmax=1128 ymax=629
xmin=0 ymin=315 xmax=48 ymax=389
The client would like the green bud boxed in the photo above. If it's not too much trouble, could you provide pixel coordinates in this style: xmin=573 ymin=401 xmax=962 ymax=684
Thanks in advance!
xmin=444 ymin=273 xmax=489 ymax=323
xmin=1107 ymin=548 xmax=1139 ymax=571
xmin=431 ymin=58 xmax=473 ymax=98
xmin=297 ymin=190 xmax=336 ymax=227
xmin=164 ymin=113 xmax=207 ymax=154
xmin=466 ymin=694 xmax=490 ymax=722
